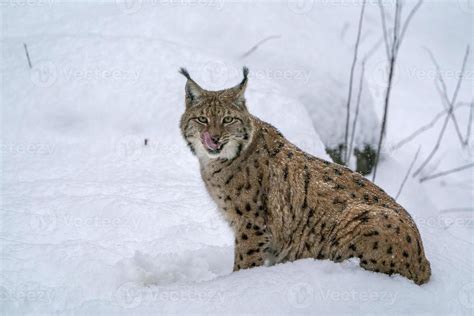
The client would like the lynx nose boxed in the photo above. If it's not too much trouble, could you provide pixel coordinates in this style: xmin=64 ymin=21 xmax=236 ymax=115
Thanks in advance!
xmin=211 ymin=135 xmax=220 ymax=144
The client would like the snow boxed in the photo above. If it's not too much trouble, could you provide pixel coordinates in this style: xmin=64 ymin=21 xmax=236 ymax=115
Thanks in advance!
xmin=1 ymin=1 xmax=473 ymax=315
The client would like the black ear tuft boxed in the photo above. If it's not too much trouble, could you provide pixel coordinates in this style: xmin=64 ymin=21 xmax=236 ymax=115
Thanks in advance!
xmin=179 ymin=67 xmax=191 ymax=80
xmin=242 ymin=66 xmax=249 ymax=83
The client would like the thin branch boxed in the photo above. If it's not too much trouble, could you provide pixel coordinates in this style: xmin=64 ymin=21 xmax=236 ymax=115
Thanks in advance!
xmin=464 ymin=100 xmax=473 ymax=146
xmin=396 ymin=0 xmax=423 ymax=53
xmin=391 ymin=103 xmax=470 ymax=151
xmin=435 ymin=83 xmax=465 ymax=145
xmin=419 ymin=163 xmax=474 ymax=182
xmin=377 ymin=0 xmax=391 ymax=60
xmin=348 ymin=60 xmax=366 ymax=161
xmin=396 ymin=146 xmax=421 ymax=200
xmin=448 ymin=46 xmax=469 ymax=112
xmin=23 ymin=43 xmax=32 ymax=69
xmin=240 ymin=35 xmax=281 ymax=59
xmin=343 ymin=0 xmax=366 ymax=164
xmin=439 ymin=207 xmax=473 ymax=213
xmin=363 ymin=36 xmax=385 ymax=61
xmin=425 ymin=46 xmax=469 ymax=145
xmin=372 ymin=0 xmax=402 ymax=182
xmin=394 ymin=0 xmax=402 ymax=44
xmin=412 ymin=111 xmax=450 ymax=177
xmin=413 ymin=47 xmax=470 ymax=177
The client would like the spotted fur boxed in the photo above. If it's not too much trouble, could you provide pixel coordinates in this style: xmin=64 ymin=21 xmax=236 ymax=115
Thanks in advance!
xmin=179 ymin=67 xmax=431 ymax=285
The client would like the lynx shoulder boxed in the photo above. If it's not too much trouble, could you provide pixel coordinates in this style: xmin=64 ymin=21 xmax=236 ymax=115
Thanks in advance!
xmin=179 ymin=67 xmax=431 ymax=285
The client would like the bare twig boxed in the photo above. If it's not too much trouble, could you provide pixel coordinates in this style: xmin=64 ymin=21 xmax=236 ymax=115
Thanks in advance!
xmin=425 ymin=46 xmax=469 ymax=145
xmin=23 ymin=43 xmax=32 ymax=69
xmin=412 ymin=111 xmax=450 ymax=177
xmin=464 ymin=100 xmax=473 ymax=145
xmin=396 ymin=0 xmax=423 ymax=52
xmin=439 ymin=207 xmax=473 ymax=213
xmin=391 ymin=103 xmax=470 ymax=151
xmin=396 ymin=146 xmax=421 ymax=200
xmin=419 ymin=163 xmax=474 ymax=182
xmin=372 ymin=0 xmax=423 ymax=181
xmin=363 ymin=36 xmax=385 ymax=61
xmin=348 ymin=60 xmax=366 ymax=162
xmin=413 ymin=47 xmax=470 ymax=177
xmin=372 ymin=0 xmax=401 ymax=182
xmin=240 ymin=35 xmax=281 ymax=59
xmin=377 ymin=0 xmax=391 ymax=60
xmin=435 ymin=83 xmax=465 ymax=145
xmin=343 ymin=0 xmax=366 ymax=164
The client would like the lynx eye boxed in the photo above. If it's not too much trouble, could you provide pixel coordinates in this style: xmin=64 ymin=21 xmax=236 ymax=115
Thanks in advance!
xmin=197 ymin=116 xmax=208 ymax=124
xmin=223 ymin=116 xmax=234 ymax=124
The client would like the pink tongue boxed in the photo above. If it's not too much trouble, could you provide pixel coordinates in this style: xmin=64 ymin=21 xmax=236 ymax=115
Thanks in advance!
xmin=202 ymin=131 xmax=219 ymax=150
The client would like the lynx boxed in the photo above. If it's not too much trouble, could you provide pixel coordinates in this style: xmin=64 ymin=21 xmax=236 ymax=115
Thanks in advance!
xmin=179 ymin=67 xmax=431 ymax=285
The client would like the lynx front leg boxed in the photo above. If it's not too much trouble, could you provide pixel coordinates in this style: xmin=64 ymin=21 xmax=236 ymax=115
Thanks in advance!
xmin=233 ymin=220 xmax=271 ymax=271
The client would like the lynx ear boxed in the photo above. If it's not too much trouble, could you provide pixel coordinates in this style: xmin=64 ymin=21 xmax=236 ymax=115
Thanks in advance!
xmin=228 ymin=67 xmax=249 ymax=109
xmin=179 ymin=68 xmax=204 ymax=107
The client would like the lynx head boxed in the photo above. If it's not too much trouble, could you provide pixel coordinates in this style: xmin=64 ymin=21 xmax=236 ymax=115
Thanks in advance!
xmin=179 ymin=67 xmax=254 ymax=162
